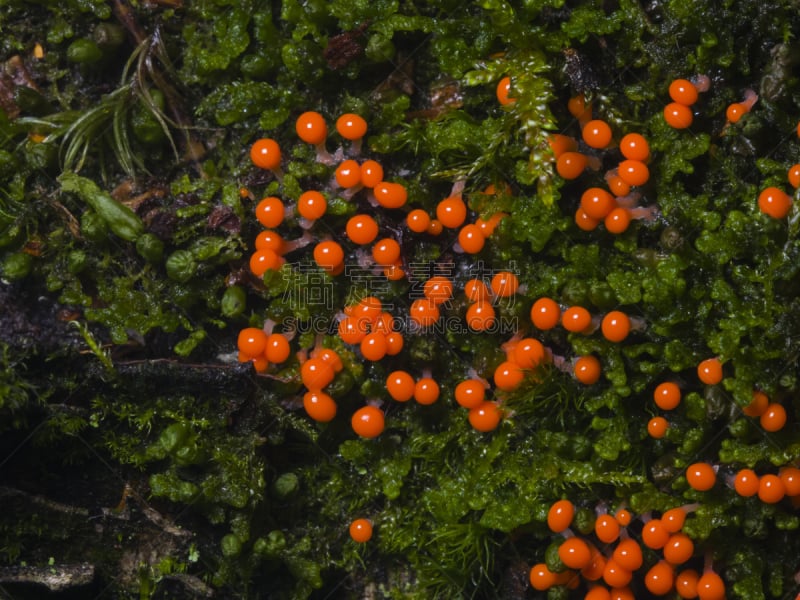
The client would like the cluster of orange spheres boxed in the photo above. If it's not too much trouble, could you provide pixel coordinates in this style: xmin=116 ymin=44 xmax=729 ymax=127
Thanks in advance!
xmin=405 ymin=190 xmax=508 ymax=256
xmin=463 ymin=270 xmax=518 ymax=332
xmin=648 ymin=360 xmax=788 ymax=439
xmin=550 ymin=101 xmax=655 ymax=235
xmin=337 ymin=296 xmax=403 ymax=362
xmin=452 ymin=377 xmax=503 ymax=432
xmin=646 ymin=358 xmax=723 ymax=439
xmin=250 ymin=198 xmax=289 ymax=277
xmin=236 ymin=327 xmax=291 ymax=373
xmin=492 ymin=335 xmax=548 ymax=394
xmin=528 ymin=297 xmax=641 ymax=385
xmin=529 ymin=298 xmax=637 ymax=342
xmin=385 ymin=370 xmax=439 ymax=405
xmin=530 ymin=499 xmax=727 ymax=599
xmin=684 ymin=459 xmax=799 ymax=508
xmin=663 ymin=76 xmax=710 ymax=130
xmin=496 ymin=82 xmax=658 ymax=236
xmin=661 ymin=78 xmax=797 ymax=220
xmin=300 ymin=346 xmax=344 ymax=423
xmin=463 ymin=277 xmax=494 ymax=331
xmin=732 ymin=465 xmax=800 ymax=505
xmin=248 ymin=110 xmax=542 ymax=438
xmin=299 ymin=344 xmax=389 ymax=442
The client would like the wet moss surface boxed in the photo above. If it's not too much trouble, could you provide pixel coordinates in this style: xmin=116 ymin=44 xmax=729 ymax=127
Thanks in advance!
xmin=1 ymin=1 xmax=800 ymax=598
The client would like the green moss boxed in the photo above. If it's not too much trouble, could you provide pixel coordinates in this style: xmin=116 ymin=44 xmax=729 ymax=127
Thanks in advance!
xmin=3 ymin=0 xmax=800 ymax=598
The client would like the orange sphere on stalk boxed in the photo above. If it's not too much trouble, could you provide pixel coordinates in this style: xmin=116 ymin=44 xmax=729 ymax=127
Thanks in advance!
xmin=760 ymin=403 xmax=787 ymax=431
xmin=601 ymin=311 xmax=631 ymax=342
xmin=780 ymin=467 xmax=800 ymax=496
xmin=513 ymin=338 xmax=547 ymax=369
xmin=360 ymin=160 xmax=383 ymax=187
xmin=758 ymin=186 xmax=792 ymax=219
xmin=265 ymin=333 xmax=290 ymax=363
xmin=575 ymin=208 xmax=600 ymax=231
xmin=559 ymin=537 xmax=593 ymax=569
xmin=758 ymin=474 xmax=786 ymax=504
xmin=675 ymin=569 xmax=700 ymax=599
xmin=788 ymin=164 xmax=800 ymax=188
xmin=295 ymin=111 xmax=328 ymax=145
xmin=409 ymin=298 xmax=440 ymax=328
xmin=349 ymin=518 xmax=373 ymax=542
xmin=582 ymin=119 xmax=613 ymax=149
xmin=696 ymin=570 xmax=725 ymax=600
xmin=338 ymin=316 xmax=367 ymax=345
xmin=297 ymin=190 xmax=327 ymax=220
xmin=594 ymin=514 xmax=620 ymax=544
xmin=733 ymin=468 xmax=760 ymax=497
xmin=374 ymin=181 xmax=407 ymax=209
xmin=568 ymin=94 xmax=592 ymax=122
xmin=663 ymin=533 xmax=694 ymax=565
xmin=647 ymin=416 xmax=669 ymax=439
xmin=238 ymin=327 xmax=267 ymax=358
xmin=468 ymin=401 xmax=502 ymax=431
xmin=531 ymin=297 xmax=561 ymax=330
xmin=313 ymin=240 xmax=344 ymax=272
xmin=612 ymin=538 xmax=642 ymax=571
xmin=360 ymin=331 xmax=387 ymax=361
xmin=529 ymin=563 xmax=559 ymax=591
xmin=686 ymin=462 xmax=716 ymax=491
xmin=654 ymin=382 xmax=681 ymax=410
xmin=562 ymin=306 xmax=592 ymax=333
xmin=743 ymin=390 xmax=769 ymax=416
xmin=493 ymin=361 xmax=524 ymax=391
xmin=490 ymin=271 xmax=519 ymax=297
xmin=617 ymin=159 xmax=649 ymax=186
xmin=335 ymin=159 xmax=361 ymax=188
xmin=250 ymin=138 xmax=281 ymax=170
xmin=645 ymin=561 xmax=675 ymax=596
xmin=669 ymin=79 xmax=699 ymax=105
xmin=346 ymin=214 xmax=379 ymax=245
xmin=662 ymin=507 xmax=689 ymax=532
xmin=254 ymin=230 xmax=284 ymax=254
xmin=454 ymin=379 xmax=485 ymax=409
xmin=255 ymin=196 xmax=285 ymax=228
xmin=466 ymin=301 xmax=495 ymax=331
xmin=574 ymin=355 xmax=601 ymax=385
xmin=465 ymin=279 xmax=490 ymax=302
xmin=436 ymin=196 xmax=467 ymax=228
xmin=697 ymin=358 xmax=723 ymax=385
xmin=406 ymin=209 xmax=431 ymax=233
xmin=641 ymin=519 xmax=670 ymax=550
xmin=549 ymin=133 xmax=578 ymax=158
xmin=414 ymin=377 xmax=440 ymax=405
xmin=372 ymin=238 xmax=401 ymax=266
xmin=423 ymin=276 xmax=454 ymax=305
xmin=604 ymin=207 xmax=631 ymax=234
xmin=303 ymin=391 xmax=337 ymax=422
xmin=351 ymin=405 xmax=384 ymax=438
xmin=250 ymin=249 xmax=284 ymax=276
xmin=301 ymin=358 xmax=335 ymax=391
xmin=496 ymin=76 xmax=515 ymax=105
xmin=664 ymin=103 xmax=693 ymax=129
xmin=336 ymin=113 xmax=367 ymax=140
xmin=547 ymin=499 xmax=575 ymax=533
xmin=557 ymin=151 xmax=589 ymax=179
xmin=619 ymin=132 xmax=650 ymax=161
xmin=458 ymin=224 xmax=485 ymax=254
